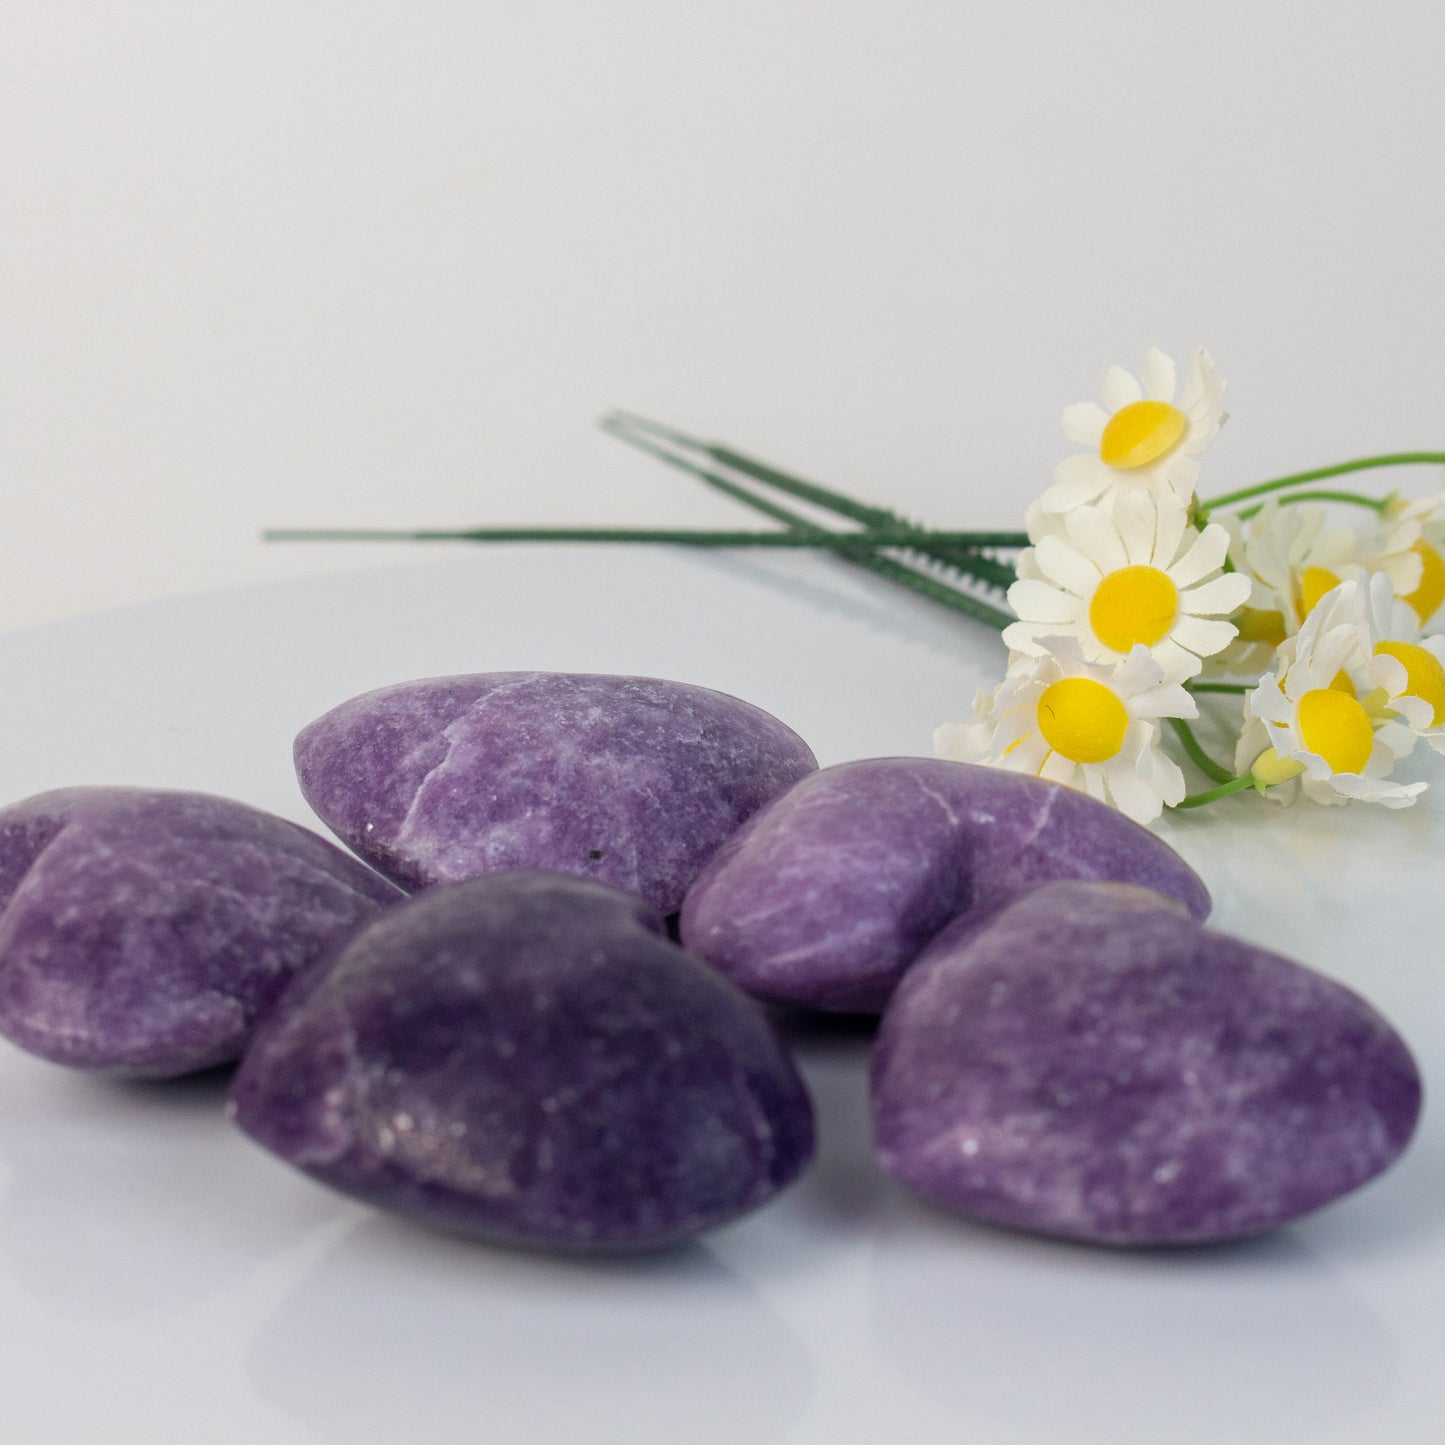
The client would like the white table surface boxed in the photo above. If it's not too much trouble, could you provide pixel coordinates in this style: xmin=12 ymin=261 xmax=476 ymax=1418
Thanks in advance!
xmin=0 ymin=550 xmax=1440 ymax=1445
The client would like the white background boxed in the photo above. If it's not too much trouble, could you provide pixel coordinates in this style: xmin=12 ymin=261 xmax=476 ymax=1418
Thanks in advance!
xmin=4 ymin=1 xmax=1444 ymax=629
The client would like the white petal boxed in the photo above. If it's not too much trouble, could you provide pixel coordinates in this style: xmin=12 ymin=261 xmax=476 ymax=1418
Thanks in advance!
xmin=1065 ymin=506 xmax=1129 ymax=575
xmin=1101 ymin=365 xmax=1143 ymax=412
xmin=1061 ymin=402 xmax=1108 ymax=447
xmin=1042 ymin=454 xmax=1110 ymax=512
xmin=1039 ymin=750 xmax=1078 ymax=786
xmin=1034 ymin=533 xmax=1103 ymax=597
xmin=1178 ymin=572 xmax=1253 ymax=616
xmin=1007 ymin=579 xmax=1081 ymax=624
xmin=1129 ymin=681 xmax=1198 ymax=720
xmin=1171 ymin=615 xmax=1240 ymax=659
xmin=1168 ymin=524 xmax=1231 ymax=588
xmin=1102 ymin=763 xmax=1163 ymax=823
xmin=1112 ymin=490 xmax=1158 ymax=566
xmin=1152 ymin=496 xmax=1190 ymax=568
xmin=1140 ymin=347 xmax=1177 ymax=403
xmin=1001 ymin=621 xmax=1053 ymax=656
xmin=1151 ymin=637 xmax=1204 ymax=683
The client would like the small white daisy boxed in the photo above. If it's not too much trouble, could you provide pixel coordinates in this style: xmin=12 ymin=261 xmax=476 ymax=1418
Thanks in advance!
xmin=1235 ymin=583 xmax=1427 ymax=809
xmin=1209 ymin=501 xmax=1359 ymax=676
xmin=1003 ymin=491 xmax=1250 ymax=682
xmin=1042 ymin=346 xmax=1225 ymax=514
xmin=935 ymin=643 xmax=1194 ymax=824
xmin=1360 ymin=491 xmax=1445 ymax=626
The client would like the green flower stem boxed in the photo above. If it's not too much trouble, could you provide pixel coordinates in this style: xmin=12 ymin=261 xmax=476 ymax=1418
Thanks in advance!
xmin=1186 ymin=681 xmax=1251 ymax=695
xmin=1197 ymin=452 xmax=1445 ymax=512
xmin=1166 ymin=717 xmax=1235 ymax=786
xmin=603 ymin=412 xmax=1029 ymax=592
xmin=261 ymin=524 xmax=998 ymax=549
xmin=1233 ymin=488 xmax=1389 ymax=522
xmin=1170 ymin=774 xmax=1257 ymax=809
xmin=597 ymin=419 xmax=1016 ymax=630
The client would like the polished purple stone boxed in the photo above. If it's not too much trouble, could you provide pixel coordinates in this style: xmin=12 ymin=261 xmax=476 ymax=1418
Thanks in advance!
xmin=679 ymin=758 xmax=1210 ymax=1013
xmin=228 ymin=871 xmax=816 ymax=1251
xmin=872 ymin=881 xmax=1422 ymax=1245
xmin=293 ymin=672 xmax=817 ymax=914
xmin=0 ymin=787 xmax=402 ymax=1078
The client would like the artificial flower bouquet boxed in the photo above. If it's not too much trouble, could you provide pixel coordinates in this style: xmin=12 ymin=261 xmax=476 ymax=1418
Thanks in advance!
xmin=271 ymin=346 xmax=1445 ymax=829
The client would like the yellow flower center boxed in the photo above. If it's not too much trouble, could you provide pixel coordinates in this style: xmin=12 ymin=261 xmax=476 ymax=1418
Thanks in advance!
xmin=1235 ymin=607 xmax=1286 ymax=646
xmin=1404 ymin=541 xmax=1445 ymax=624
xmin=1036 ymin=678 xmax=1129 ymax=764
xmin=1376 ymin=640 xmax=1445 ymax=725
xmin=1088 ymin=566 xmax=1180 ymax=653
xmin=1098 ymin=401 xmax=1187 ymax=470
xmin=1329 ymin=670 xmax=1357 ymax=698
xmin=1296 ymin=688 xmax=1374 ymax=774
xmin=1298 ymin=566 xmax=1340 ymax=618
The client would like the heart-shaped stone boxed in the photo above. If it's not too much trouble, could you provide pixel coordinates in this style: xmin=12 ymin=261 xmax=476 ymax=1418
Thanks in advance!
xmin=294 ymin=672 xmax=817 ymax=914
xmin=679 ymin=758 xmax=1210 ymax=1012
xmin=229 ymin=871 xmax=816 ymax=1250
xmin=871 ymin=881 xmax=1422 ymax=1244
xmin=0 ymin=787 xmax=402 ymax=1078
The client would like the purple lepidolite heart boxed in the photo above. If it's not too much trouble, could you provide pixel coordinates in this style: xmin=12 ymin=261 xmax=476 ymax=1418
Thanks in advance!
xmin=0 ymin=787 xmax=402 ymax=1078
xmin=679 ymin=758 xmax=1210 ymax=1013
xmin=293 ymin=672 xmax=817 ymax=913
xmin=228 ymin=870 xmax=816 ymax=1250
xmin=871 ymin=881 xmax=1422 ymax=1245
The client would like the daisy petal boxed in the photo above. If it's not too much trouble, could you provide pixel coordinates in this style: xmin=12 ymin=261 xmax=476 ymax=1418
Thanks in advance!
xmin=1065 ymin=507 xmax=1129 ymax=575
xmin=1169 ymin=524 xmax=1231 ymax=587
xmin=1140 ymin=348 xmax=1177 ymax=403
xmin=1101 ymin=365 xmax=1143 ymax=412
xmin=1061 ymin=402 xmax=1108 ymax=447
xmin=1171 ymin=614 xmax=1240 ymax=658
xmin=1007 ymin=579 xmax=1081 ymax=624
xmin=1042 ymin=454 xmax=1110 ymax=513
xmin=1034 ymin=534 xmax=1104 ymax=596
xmin=1112 ymin=490 xmax=1158 ymax=565
xmin=1178 ymin=572 xmax=1253 ymax=616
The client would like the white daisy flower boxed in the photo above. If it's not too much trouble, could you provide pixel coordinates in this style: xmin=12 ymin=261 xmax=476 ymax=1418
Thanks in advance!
xmin=1209 ymin=501 xmax=1359 ymax=676
xmin=1334 ymin=571 xmax=1445 ymax=756
xmin=1235 ymin=584 xmax=1427 ymax=809
xmin=1003 ymin=491 xmax=1250 ymax=682
xmin=1042 ymin=346 xmax=1225 ymax=514
xmin=1360 ymin=491 xmax=1445 ymax=625
xmin=935 ymin=643 xmax=1194 ymax=824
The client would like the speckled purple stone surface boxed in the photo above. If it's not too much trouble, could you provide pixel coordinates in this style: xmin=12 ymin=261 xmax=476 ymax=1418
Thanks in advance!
xmin=872 ymin=881 xmax=1423 ymax=1245
xmin=293 ymin=672 xmax=818 ymax=914
xmin=228 ymin=870 xmax=816 ymax=1251
xmin=679 ymin=758 xmax=1211 ymax=1013
xmin=0 ymin=787 xmax=402 ymax=1078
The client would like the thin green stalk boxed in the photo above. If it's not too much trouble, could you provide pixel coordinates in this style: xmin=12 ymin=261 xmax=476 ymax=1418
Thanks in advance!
xmin=261 ymin=524 xmax=998 ymax=549
xmin=604 ymin=412 xmax=1029 ymax=592
xmin=1170 ymin=774 xmax=1256 ymax=809
xmin=1186 ymin=681 xmax=1251 ymax=695
xmin=1166 ymin=717 xmax=1234 ymax=786
xmin=1198 ymin=452 xmax=1445 ymax=512
xmin=1233 ymin=488 xmax=1388 ymax=522
xmin=597 ymin=419 xmax=1016 ymax=630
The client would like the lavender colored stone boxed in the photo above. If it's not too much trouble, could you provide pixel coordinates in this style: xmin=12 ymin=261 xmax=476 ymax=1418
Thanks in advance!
xmin=679 ymin=758 xmax=1210 ymax=1013
xmin=228 ymin=871 xmax=815 ymax=1251
xmin=294 ymin=672 xmax=817 ymax=914
xmin=872 ymin=881 xmax=1422 ymax=1245
xmin=0 ymin=787 xmax=403 ymax=1079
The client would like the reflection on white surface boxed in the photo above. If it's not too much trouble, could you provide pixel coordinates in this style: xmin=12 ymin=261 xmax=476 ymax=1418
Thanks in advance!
xmin=250 ymin=1220 xmax=815 ymax=1445
xmin=869 ymin=1204 xmax=1397 ymax=1445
